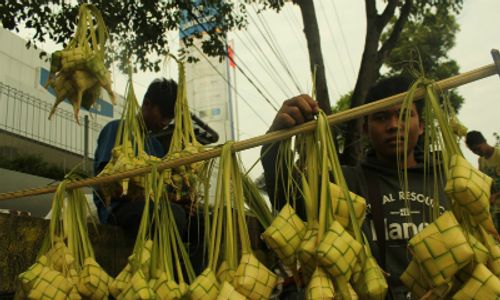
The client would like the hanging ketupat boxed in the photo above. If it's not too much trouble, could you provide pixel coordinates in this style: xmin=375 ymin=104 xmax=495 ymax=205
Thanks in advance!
xmin=163 ymin=57 xmax=205 ymax=212
xmin=46 ymin=4 xmax=116 ymax=123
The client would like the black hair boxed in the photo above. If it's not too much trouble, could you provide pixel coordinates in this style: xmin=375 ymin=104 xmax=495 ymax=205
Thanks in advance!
xmin=365 ymin=75 xmax=424 ymax=117
xmin=465 ymin=130 xmax=486 ymax=147
xmin=144 ymin=78 xmax=178 ymax=119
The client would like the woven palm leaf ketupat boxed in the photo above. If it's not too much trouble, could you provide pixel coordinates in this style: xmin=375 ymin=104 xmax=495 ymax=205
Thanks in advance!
xmin=163 ymin=58 xmax=205 ymax=208
xmin=261 ymin=203 xmax=306 ymax=269
xmin=109 ymin=263 xmax=133 ymax=298
xmin=77 ymin=257 xmax=112 ymax=300
xmin=329 ymin=183 xmax=366 ymax=231
xmin=27 ymin=267 xmax=75 ymax=300
xmin=400 ymin=259 xmax=430 ymax=299
xmin=116 ymin=270 xmax=155 ymax=300
xmin=297 ymin=222 xmax=319 ymax=283
xmin=305 ymin=267 xmax=335 ymax=300
xmin=445 ymin=154 xmax=497 ymax=235
xmin=316 ymin=220 xmax=362 ymax=281
xmin=408 ymin=211 xmax=474 ymax=287
xmin=17 ymin=256 xmax=50 ymax=298
xmin=152 ymin=271 xmax=183 ymax=300
xmin=351 ymin=252 xmax=388 ymax=300
xmin=16 ymin=176 xmax=112 ymax=299
xmin=189 ymin=268 xmax=220 ymax=300
xmin=452 ymin=263 xmax=500 ymax=299
xmin=46 ymin=4 xmax=116 ymax=123
xmin=97 ymin=71 xmax=160 ymax=205
xmin=216 ymin=281 xmax=247 ymax=300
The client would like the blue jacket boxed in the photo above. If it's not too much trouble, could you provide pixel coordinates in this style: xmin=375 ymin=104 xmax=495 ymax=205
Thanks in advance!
xmin=93 ymin=119 xmax=167 ymax=223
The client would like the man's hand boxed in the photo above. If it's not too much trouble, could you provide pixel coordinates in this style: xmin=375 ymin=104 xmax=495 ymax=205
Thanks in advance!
xmin=268 ymin=94 xmax=319 ymax=132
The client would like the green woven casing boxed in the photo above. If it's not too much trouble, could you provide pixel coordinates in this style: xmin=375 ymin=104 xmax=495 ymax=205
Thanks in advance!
xmin=408 ymin=211 xmax=474 ymax=287
xmin=316 ymin=220 xmax=362 ymax=280
xmin=261 ymin=203 xmax=306 ymax=268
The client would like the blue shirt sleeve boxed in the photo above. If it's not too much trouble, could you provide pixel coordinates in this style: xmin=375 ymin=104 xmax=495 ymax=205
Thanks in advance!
xmin=93 ymin=120 xmax=120 ymax=176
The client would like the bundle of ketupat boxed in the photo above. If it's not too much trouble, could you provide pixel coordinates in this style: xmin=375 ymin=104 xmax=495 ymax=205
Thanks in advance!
xmin=97 ymin=71 xmax=160 ymax=206
xmin=198 ymin=142 xmax=278 ymax=299
xmin=109 ymin=168 xmax=195 ymax=299
xmin=163 ymin=58 xmax=205 ymax=211
xmin=45 ymin=4 xmax=116 ymax=123
xmin=17 ymin=176 xmax=111 ymax=300
xmin=314 ymin=111 xmax=387 ymax=299
xmin=397 ymin=75 xmax=500 ymax=298
xmin=261 ymin=138 xmax=306 ymax=276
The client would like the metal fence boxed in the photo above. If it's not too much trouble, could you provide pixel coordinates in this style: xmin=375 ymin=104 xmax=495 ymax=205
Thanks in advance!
xmin=0 ymin=81 xmax=102 ymax=158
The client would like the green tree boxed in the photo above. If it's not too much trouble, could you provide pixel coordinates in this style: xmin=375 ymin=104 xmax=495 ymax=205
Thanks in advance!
xmin=0 ymin=1 xmax=247 ymax=71
xmin=342 ymin=1 xmax=463 ymax=164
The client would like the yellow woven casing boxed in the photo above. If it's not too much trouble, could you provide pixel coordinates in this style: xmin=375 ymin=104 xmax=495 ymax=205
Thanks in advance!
xmin=128 ymin=239 xmax=153 ymax=276
xmin=61 ymin=48 xmax=88 ymax=72
xmin=452 ymin=264 xmax=500 ymax=299
xmin=305 ymin=267 xmax=335 ymax=300
xmin=216 ymin=281 xmax=247 ymax=300
xmin=316 ymin=220 xmax=362 ymax=280
xmin=233 ymin=253 xmax=278 ymax=300
xmin=77 ymin=257 xmax=111 ymax=300
xmin=109 ymin=263 xmax=133 ymax=298
xmin=117 ymin=270 xmax=155 ymax=300
xmin=352 ymin=255 xmax=388 ymax=300
xmin=400 ymin=259 xmax=430 ymax=299
xmin=217 ymin=261 xmax=236 ymax=283
xmin=445 ymin=155 xmax=496 ymax=233
xmin=17 ymin=255 xmax=49 ymax=297
xmin=482 ymin=232 xmax=500 ymax=277
xmin=329 ymin=183 xmax=366 ymax=229
xmin=408 ymin=211 xmax=474 ymax=287
xmin=466 ymin=233 xmax=489 ymax=265
xmin=333 ymin=277 xmax=358 ymax=300
xmin=46 ymin=242 xmax=75 ymax=272
xmin=189 ymin=268 xmax=220 ymax=300
xmin=27 ymin=267 xmax=74 ymax=300
xmin=152 ymin=271 xmax=183 ymax=300
xmin=298 ymin=223 xmax=318 ymax=283
xmin=261 ymin=203 xmax=306 ymax=268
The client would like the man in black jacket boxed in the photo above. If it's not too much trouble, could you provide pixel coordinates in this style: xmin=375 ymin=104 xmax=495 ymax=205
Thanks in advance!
xmin=261 ymin=76 xmax=447 ymax=299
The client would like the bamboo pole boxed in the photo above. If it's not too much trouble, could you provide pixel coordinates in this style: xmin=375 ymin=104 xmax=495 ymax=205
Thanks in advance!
xmin=0 ymin=63 xmax=497 ymax=201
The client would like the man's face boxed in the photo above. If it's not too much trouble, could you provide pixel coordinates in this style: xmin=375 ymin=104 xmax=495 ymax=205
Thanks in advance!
xmin=467 ymin=143 xmax=488 ymax=157
xmin=364 ymin=103 xmax=424 ymax=163
xmin=142 ymin=99 xmax=171 ymax=132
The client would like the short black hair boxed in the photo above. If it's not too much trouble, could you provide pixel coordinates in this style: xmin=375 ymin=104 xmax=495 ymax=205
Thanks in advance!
xmin=465 ymin=130 xmax=486 ymax=147
xmin=144 ymin=78 xmax=178 ymax=119
xmin=366 ymin=75 xmax=424 ymax=117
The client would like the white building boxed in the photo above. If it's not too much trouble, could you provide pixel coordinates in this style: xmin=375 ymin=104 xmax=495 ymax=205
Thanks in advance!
xmin=0 ymin=28 xmax=123 ymax=170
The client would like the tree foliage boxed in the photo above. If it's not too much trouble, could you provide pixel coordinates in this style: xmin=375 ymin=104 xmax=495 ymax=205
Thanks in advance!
xmin=0 ymin=1 xmax=248 ymax=71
